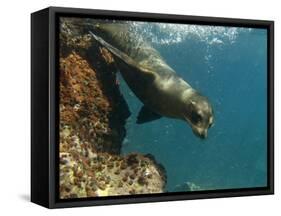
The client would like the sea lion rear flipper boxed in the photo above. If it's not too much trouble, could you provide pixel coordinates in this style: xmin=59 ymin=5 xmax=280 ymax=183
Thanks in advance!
xmin=136 ymin=106 xmax=162 ymax=124
xmin=89 ymin=31 xmax=155 ymax=78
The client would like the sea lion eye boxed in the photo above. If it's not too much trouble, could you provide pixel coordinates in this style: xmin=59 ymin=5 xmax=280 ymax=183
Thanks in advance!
xmin=191 ymin=112 xmax=202 ymax=124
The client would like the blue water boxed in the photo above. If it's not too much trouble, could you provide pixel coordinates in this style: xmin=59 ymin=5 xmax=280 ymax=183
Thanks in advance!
xmin=119 ymin=23 xmax=267 ymax=192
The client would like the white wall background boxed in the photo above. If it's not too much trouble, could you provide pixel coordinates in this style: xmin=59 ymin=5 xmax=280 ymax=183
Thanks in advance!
xmin=0 ymin=0 xmax=279 ymax=215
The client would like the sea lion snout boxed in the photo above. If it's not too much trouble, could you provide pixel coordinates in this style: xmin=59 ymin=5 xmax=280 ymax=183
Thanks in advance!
xmin=183 ymin=92 xmax=214 ymax=139
xmin=192 ymin=126 xmax=208 ymax=139
xmin=191 ymin=126 xmax=208 ymax=139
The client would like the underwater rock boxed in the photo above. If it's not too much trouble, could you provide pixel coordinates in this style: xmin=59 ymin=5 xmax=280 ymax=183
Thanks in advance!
xmin=59 ymin=51 xmax=128 ymax=154
xmin=59 ymin=18 xmax=166 ymax=199
xmin=173 ymin=181 xmax=202 ymax=192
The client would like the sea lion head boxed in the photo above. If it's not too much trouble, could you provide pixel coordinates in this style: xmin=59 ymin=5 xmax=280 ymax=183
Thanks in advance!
xmin=182 ymin=91 xmax=214 ymax=139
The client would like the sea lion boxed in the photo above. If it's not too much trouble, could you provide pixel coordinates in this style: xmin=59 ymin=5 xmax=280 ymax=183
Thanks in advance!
xmin=89 ymin=23 xmax=214 ymax=139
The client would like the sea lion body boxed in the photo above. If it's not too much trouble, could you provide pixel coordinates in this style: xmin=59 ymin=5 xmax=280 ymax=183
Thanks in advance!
xmin=90 ymin=23 xmax=214 ymax=138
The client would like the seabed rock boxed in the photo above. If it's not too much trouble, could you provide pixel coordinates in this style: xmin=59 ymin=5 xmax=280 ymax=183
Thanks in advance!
xmin=173 ymin=181 xmax=202 ymax=192
xmin=59 ymin=18 xmax=166 ymax=199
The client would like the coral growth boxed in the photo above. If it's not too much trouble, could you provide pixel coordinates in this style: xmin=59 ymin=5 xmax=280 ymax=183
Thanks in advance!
xmin=59 ymin=52 xmax=126 ymax=154
xmin=60 ymin=149 xmax=166 ymax=198
xmin=59 ymin=18 xmax=166 ymax=199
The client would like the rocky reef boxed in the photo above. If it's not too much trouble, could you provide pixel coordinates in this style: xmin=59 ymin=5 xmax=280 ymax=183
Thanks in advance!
xmin=59 ymin=18 xmax=166 ymax=199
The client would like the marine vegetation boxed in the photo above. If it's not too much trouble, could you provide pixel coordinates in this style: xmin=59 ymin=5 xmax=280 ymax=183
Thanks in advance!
xmin=59 ymin=18 xmax=166 ymax=199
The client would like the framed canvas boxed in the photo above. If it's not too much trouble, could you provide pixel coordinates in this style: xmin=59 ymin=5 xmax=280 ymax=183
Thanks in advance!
xmin=31 ymin=7 xmax=274 ymax=208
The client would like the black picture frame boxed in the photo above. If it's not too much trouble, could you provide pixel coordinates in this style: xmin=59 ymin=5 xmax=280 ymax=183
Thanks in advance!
xmin=31 ymin=6 xmax=274 ymax=208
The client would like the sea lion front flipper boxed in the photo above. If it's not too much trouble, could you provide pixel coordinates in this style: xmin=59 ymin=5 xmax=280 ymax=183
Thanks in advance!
xmin=89 ymin=31 xmax=156 ymax=78
xmin=136 ymin=106 xmax=162 ymax=124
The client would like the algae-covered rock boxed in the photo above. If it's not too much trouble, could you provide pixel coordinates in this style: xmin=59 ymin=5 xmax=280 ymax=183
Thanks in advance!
xmin=59 ymin=18 xmax=166 ymax=199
